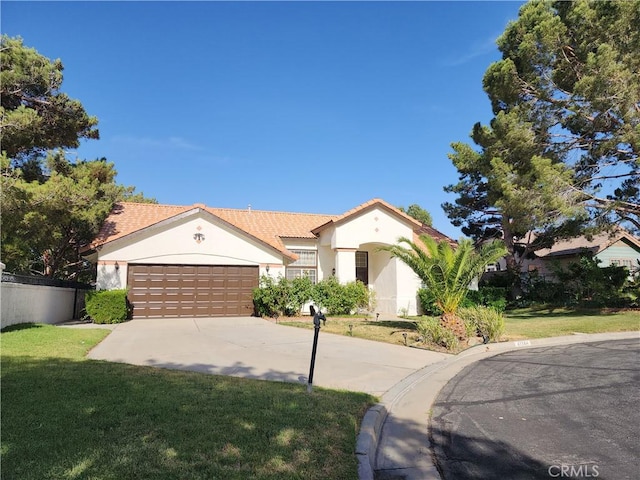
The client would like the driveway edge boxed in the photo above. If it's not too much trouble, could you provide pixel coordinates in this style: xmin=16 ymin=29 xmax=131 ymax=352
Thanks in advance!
xmin=357 ymin=330 xmax=640 ymax=480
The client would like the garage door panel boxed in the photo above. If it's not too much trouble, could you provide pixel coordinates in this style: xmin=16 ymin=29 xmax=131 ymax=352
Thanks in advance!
xmin=128 ymin=264 xmax=258 ymax=318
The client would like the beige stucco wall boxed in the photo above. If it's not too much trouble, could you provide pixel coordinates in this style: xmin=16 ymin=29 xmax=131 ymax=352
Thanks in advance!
xmin=315 ymin=206 xmax=420 ymax=315
xmin=370 ymin=250 xmax=396 ymax=314
xmin=368 ymin=252 xmax=421 ymax=316
xmin=395 ymin=260 xmax=422 ymax=315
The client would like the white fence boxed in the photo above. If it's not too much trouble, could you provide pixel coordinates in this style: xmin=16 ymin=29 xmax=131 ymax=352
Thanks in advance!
xmin=1 ymin=272 xmax=91 ymax=330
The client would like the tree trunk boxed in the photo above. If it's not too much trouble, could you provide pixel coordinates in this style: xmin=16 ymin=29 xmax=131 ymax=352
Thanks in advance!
xmin=440 ymin=312 xmax=467 ymax=340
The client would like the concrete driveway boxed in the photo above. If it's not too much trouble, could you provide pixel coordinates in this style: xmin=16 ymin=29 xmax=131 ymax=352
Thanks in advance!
xmin=85 ymin=317 xmax=449 ymax=396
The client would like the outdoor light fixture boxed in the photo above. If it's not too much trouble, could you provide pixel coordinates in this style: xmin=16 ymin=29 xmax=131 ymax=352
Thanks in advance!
xmin=265 ymin=265 xmax=270 ymax=274
xmin=376 ymin=312 xmax=380 ymax=321
xmin=402 ymin=332 xmax=408 ymax=346
xmin=114 ymin=261 xmax=119 ymax=271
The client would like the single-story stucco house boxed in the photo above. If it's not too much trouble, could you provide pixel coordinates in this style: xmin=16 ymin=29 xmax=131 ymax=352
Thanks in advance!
xmin=82 ymin=198 xmax=454 ymax=319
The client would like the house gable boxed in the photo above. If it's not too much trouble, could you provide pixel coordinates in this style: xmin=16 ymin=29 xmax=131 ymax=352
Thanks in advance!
xmin=313 ymin=199 xmax=422 ymax=249
xmin=97 ymin=209 xmax=285 ymax=266
xmin=595 ymin=237 xmax=640 ymax=272
xmin=92 ymin=207 xmax=289 ymax=262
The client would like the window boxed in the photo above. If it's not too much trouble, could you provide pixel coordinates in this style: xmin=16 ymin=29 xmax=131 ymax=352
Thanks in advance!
xmin=356 ymin=251 xmax=368 ymax=285
xmin=356 ymin=251 xmax=368 ymax=268
xmin=611 ymin=259 xmax=633 ymax=268
xmin=286 ymin=268 xmax=317 ymax=283
xmin=286 ymin=250 xmax=317 ymax=283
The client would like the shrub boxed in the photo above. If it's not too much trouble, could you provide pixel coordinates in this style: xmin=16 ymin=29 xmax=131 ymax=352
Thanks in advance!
xmin=253 ymin=275 xmax=283 ymax=317
xmin=253 ymin=275 xmax=313 ymax=317
xmin=463 ymin=317 xmax=477 ymax=339
xmin=521 ymin=271 xmax=564 ymax=305
xmin=417 ymin=288 xmax=443 ymax=316
xmin=553 ymin=255 xmax=630 ymax=308
xmin=462 ymin=287 xmax=508 ymax=312
xmin=288 ymin=276 xmax=314 ymax=315
xmin=85 ymin=289 xmax=129 ymax=324
xmin=311 ymin=277 xmax=370 ymax=315
xmin=519 ymin=254 xmax=634 ymax=308
xmin=253 ymin=275 xmax=372 ymax=317
xmin=416 ymin=317 xmax=459 ymax=351
xmin=458 ymin=306 xmax=505 ymax=343
xmin=438 ymin=327 xmax=460 ymax=351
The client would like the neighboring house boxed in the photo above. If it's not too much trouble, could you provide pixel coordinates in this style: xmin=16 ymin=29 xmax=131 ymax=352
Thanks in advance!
xmin=82 ymin=198 xmax=454 ymax=319
xmin=487 ymin=230 xmax=640 ymax=279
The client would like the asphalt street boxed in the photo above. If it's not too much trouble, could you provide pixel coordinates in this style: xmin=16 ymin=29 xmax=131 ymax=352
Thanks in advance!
xmin=430 ymin=339 xmax=640 ymax=480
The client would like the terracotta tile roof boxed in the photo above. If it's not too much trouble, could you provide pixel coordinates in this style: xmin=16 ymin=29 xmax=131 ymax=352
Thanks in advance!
xmin=87 ymin=199 xmax=455 ymax=258
xmin=88 ymin=202 xmax=193 ymax=249
xmin=204 ymin=207 xmax=337 ymax=258
xmin=535 ymin=230 xmax=640 ymax=258
xmin=415 ymin=223 xmax=457 ymax=245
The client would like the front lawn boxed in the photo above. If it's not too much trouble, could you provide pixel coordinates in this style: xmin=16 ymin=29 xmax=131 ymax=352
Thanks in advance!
xmin=280 ymin=317 xmax=416 ymax=347
xmin=280 ymin=308 xmax=640 ymax=348
xmin=501 ymin=308 xmax=640 ymax=340
xmin=1 ymin=324 xmax=375 ymax=480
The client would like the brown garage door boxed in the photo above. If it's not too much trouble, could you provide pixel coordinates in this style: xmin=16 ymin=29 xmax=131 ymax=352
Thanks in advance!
xmin=127 ymin=264 xmax=258 ymax=318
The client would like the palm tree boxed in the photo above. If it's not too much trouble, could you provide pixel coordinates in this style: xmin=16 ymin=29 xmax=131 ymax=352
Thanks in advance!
xmin=383 ymin=235 xmax=507 ymax=339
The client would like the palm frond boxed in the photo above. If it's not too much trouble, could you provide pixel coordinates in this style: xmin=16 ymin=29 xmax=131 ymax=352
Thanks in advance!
xmin=383 ymin=235 xmax=507 ymax=315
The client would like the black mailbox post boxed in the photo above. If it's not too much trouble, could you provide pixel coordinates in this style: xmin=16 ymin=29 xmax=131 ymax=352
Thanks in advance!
xmin=307 ymin=308 xmax=326 ymax=393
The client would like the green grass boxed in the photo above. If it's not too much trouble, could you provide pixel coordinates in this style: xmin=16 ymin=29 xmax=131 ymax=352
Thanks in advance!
xmin=1 ymin=324 xmax=375 ymax=480
xmin=502 ymin=308 xmax=640 ymax=340
xmin=281 ymin=308 xmax=640 ymax=348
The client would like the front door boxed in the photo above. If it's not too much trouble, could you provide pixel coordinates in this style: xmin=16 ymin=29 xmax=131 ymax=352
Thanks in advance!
xmin=355 ymin=251 xmax=368 ymax=285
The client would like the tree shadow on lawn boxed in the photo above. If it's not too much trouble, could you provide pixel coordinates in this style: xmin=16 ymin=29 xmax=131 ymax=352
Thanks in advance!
xmin=1 ymin=356 xmax=374 ymax=480
xmin=505 ymin=307 xmax=631 ymax=319
xmin=0 ymin=322 xmax=46 ymax=333
xmin=362 ymin=320 xmax=418 ymax=330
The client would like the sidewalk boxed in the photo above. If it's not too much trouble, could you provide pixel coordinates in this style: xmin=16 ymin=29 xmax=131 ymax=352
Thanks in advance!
xmin=357 ymin=330 xmax=640 ymax=480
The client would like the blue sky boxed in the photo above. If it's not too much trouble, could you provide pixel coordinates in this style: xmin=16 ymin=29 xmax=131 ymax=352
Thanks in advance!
xmin=2 ymin=1 xmax=524 ymax=239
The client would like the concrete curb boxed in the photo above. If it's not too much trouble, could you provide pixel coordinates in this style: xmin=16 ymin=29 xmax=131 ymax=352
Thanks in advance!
xmin=356 ymin=330 xmax=640 ymax=480
xmin=355 ymin=352 xmax=457 ymax=480
xmin=356 ymin=404 xmax=388 ymax=479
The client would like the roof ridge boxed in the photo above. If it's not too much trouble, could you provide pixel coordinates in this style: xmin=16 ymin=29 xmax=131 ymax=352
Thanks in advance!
xmin=207 ymin=206 xmax=337 ymax=217
xmin=117 ymin=201 xmax=337 ymax=217
xmin=117 ymin=201 xmax=191 ymax=208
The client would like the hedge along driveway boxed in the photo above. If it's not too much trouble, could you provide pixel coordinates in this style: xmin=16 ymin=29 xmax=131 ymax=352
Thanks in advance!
xmin=85 ymin=316 xmax=450 ymax=396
